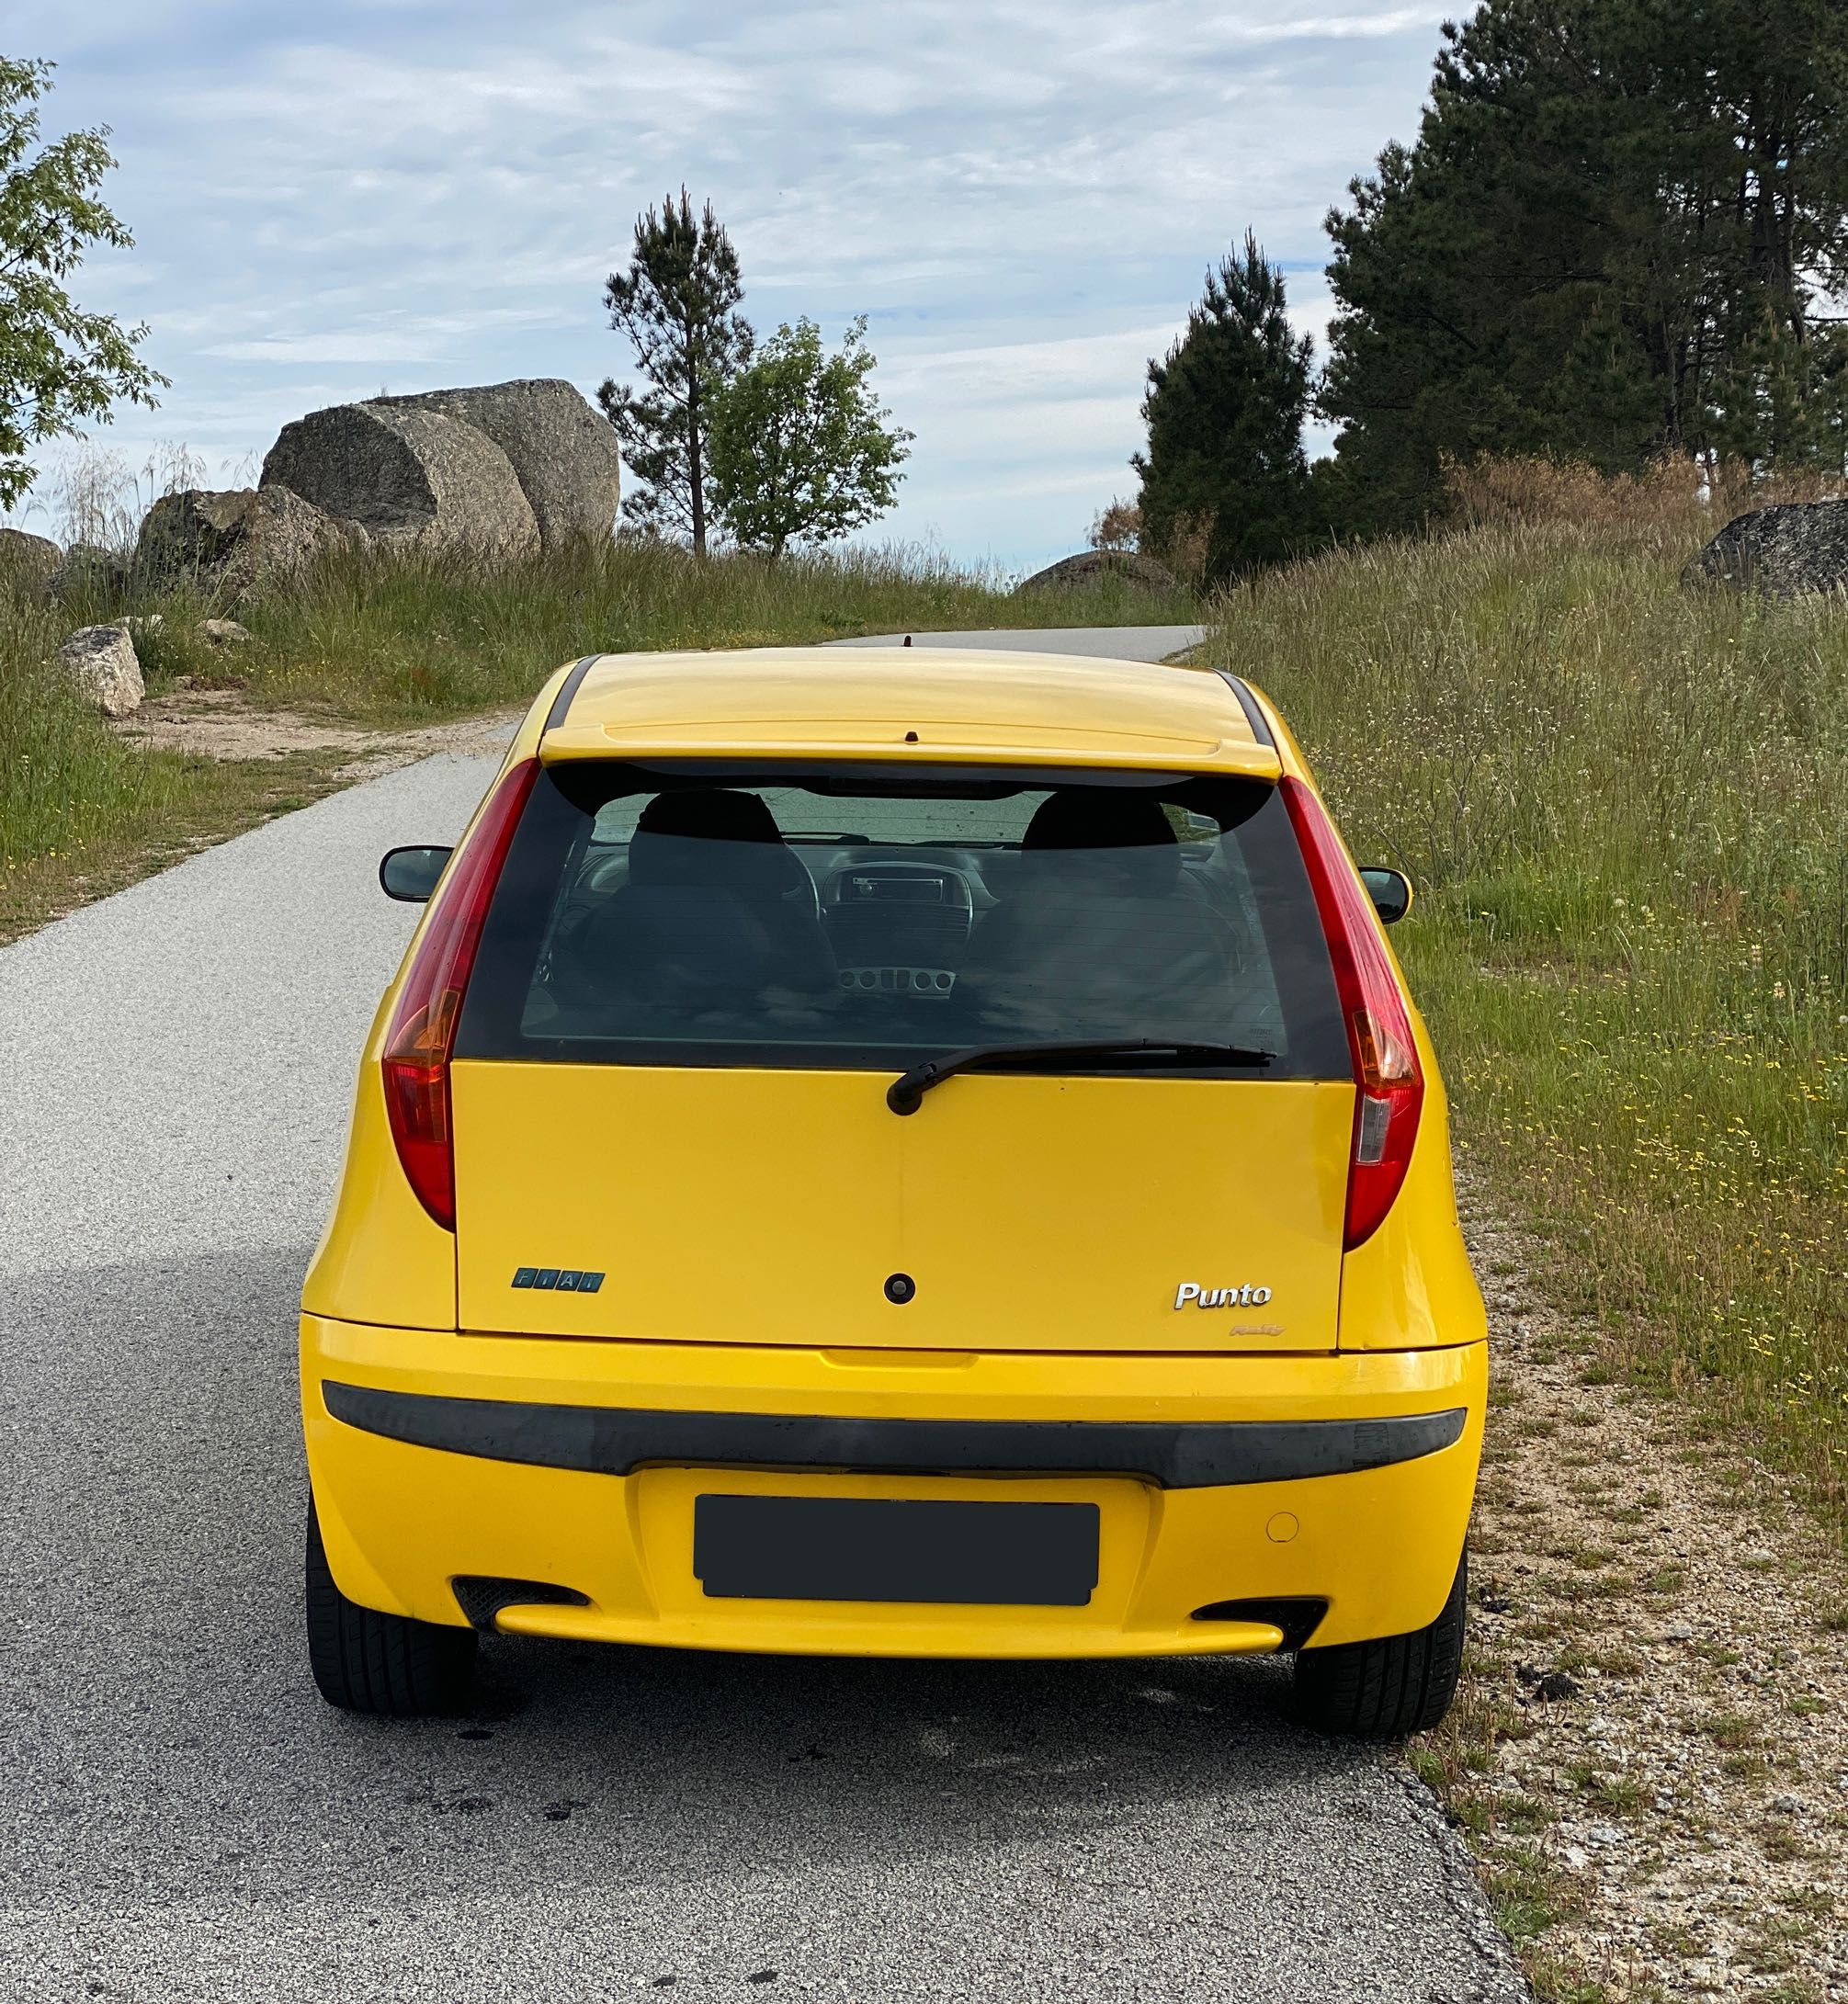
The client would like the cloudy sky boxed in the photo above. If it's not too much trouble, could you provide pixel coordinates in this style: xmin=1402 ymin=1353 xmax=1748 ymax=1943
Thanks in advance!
xmin=6 ymin=1 xmax=1448 ymax=570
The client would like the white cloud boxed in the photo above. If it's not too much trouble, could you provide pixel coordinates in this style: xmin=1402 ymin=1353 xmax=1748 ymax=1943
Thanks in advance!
xmin=6 ymin=0 xmax=1444 ymax=564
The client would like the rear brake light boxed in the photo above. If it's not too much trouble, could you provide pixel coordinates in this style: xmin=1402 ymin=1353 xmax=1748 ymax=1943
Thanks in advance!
xmin=1280 ymin=776 xmax=1424 ymax=1249
xmin=381 ymin=757 xmax=539 ymax=1229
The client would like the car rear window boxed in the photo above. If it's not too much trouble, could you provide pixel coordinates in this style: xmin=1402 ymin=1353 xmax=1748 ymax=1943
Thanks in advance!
xmin=455 ymin=760 xmax=1349 ymax=1078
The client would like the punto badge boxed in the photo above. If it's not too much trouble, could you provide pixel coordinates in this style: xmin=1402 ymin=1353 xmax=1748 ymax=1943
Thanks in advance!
xmin=1173 ymin=1281 xmax=1273 ymax=1308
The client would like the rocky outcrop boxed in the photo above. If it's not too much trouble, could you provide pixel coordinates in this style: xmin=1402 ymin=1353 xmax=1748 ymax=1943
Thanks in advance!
xmin=1015 ymin=549 xmax=1177 ymax=594
xmin=58 ymin=624 xmax=143 ymax=718
xmin=133 ymin=485 xmax=364 ymax=591
xmin=1684 ymin=499 xmax=1848 ymax=598
xmin=372 ymin=379 xmax=622 ymax=545
xmin=128 ymin=379 xmax=618 ymax=591
xmin=229 ymin=484 xmax=363 ymax=583
xmin=261 ymin=399 xmax=538 ymax=554
xmin=0 ymin=526 xmax=60 ymax=592
xmin=135 ymin=488 xmax=260 ymax=574
xmin=49 ymin=542 xmax=129 ymax=604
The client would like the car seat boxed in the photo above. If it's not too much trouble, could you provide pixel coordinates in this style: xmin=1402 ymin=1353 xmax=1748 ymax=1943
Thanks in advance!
xmin=555 ymin=788 xmax=834 ymax=1027
xmin=958 ymin=789 xmax=1234 ymax=1039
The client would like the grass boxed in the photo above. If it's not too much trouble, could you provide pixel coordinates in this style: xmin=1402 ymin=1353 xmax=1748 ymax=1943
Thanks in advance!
xmin=1200 ymin=486 xmax=1848 ymax=1538
xmin=2 ymin=536 xmax=1195 ymax=937
xmin=116 ymin=535 xmax=1196 ymax=724
xmin=0 ymin=584 xmax=357 ymax=937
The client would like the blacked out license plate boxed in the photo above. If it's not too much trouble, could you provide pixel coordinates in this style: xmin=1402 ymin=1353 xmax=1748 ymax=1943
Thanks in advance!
xmin=692 ymin=1494 xmax=1101 ymax=1607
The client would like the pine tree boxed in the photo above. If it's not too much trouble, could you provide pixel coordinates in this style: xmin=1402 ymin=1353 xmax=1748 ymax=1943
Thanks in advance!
xmin=597 ymin=190 xmax=752 ymax=555
xmin=1318 ymin=0 xmax=1848 ymax=532
xmin=1133 ymin=234 xmax=1315 ymax=584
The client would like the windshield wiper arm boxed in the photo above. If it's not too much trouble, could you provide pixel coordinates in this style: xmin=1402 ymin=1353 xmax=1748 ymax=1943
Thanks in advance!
xmin=887 ymin=1038 xmax=1274 ymax=1115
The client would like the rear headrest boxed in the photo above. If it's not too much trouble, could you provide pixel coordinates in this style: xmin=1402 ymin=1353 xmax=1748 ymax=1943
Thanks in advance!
xmin=627 ymin=787 xmax=806 ymax=896
xmin=637 ymin=788 xmax=783 ymax=843
xmin=1021 ymin=788 xmax=1180 ymax=889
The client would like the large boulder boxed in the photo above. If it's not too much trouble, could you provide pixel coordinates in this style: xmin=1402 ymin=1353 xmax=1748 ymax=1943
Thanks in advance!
xmin=1015 ymin=549 xmax=1177 ymax=594
xmin=226 ymin=484 xmax=365 ymax=585
xmin=1684 ymin=500 xmax=1848 ymax=598
xmin=371 ymin=379 xmax=621 ymax=546
xmin=135 ymin=488 xmax=261 ymax=574
xmin=58 ymin=623 xmax=143 ymax=718
xmin=134 ymin=484 xmax=365 ymax=591
xmin=0 ymin=526 xmax=61 ymax=593
xmin=49 ymin=541 xmax=130 ymax=604
xmin=260 ymin=398 xmax=539 ymax=555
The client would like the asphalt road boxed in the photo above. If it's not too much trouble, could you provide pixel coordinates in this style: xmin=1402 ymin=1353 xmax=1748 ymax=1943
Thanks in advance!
xmin=848 ymin=624 xmax=1205 ymax=658
xmin=0 ymin=628 xmax=1525 ymax=2003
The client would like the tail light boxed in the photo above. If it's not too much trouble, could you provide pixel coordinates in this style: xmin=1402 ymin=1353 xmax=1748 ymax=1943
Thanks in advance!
xmin=1280 ymin=776 xmax=1424 ymax=1249
xmin=381 ymin=757 xmax=539 ymax=1229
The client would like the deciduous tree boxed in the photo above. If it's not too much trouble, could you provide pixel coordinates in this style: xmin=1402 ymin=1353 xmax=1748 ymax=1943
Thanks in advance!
xmin=0 ymin=57 xmax=165 ymax=512
xmin=707 ymin=317 xmax=912 ymax=559
xmin=1088 ymin=498 xmax=1140 ymax=551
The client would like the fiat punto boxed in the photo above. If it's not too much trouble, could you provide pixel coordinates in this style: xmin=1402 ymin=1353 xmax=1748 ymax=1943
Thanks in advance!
xmin=301 ymin=647 xmax=1485 ymax=1733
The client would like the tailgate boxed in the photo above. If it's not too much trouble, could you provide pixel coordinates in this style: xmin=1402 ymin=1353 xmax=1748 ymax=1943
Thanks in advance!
xmin=452 ymin=1060 xmax=1351 ymax=1353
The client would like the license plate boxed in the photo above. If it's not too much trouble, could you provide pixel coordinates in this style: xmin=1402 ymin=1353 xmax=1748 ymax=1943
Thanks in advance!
xmin=692 ymin=1494 xmax=1100 ymax=1607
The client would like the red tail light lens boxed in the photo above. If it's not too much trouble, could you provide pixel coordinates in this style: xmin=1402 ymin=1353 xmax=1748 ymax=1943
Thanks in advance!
xmin=1280 ymin=776 xmax=1424 ymax=1249
xmin=381 ymin=757 xmax=539 ymax=1229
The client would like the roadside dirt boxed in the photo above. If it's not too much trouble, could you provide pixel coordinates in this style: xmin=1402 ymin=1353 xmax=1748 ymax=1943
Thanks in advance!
xmin=0 ymin=691 xmax=523 ymax=947
xmin=1442 ymin=1186 xmax=1848 ymax=2001
xmin=110 ymin=684 xmax=519 ymax=774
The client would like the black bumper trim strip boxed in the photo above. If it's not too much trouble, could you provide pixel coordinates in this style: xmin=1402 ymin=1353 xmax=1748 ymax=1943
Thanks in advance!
xmin=322 ymin=1384 xmax=1467 ymax=1490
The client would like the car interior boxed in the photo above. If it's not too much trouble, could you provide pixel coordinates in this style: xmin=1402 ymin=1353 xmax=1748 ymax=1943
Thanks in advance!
xmin=516 ymin=778 xmax=1298 ymax=1059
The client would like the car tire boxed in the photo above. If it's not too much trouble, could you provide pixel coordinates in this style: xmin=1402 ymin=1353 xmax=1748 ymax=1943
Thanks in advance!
xmin=305 ymin=1501 xmax=477 ymax=1715
xmin=1292 ymin=1552 xmax=1467 ymax=1738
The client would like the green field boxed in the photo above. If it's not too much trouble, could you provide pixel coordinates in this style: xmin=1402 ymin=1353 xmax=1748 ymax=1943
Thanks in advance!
xmin=1 ymin=538 xmax=1194 ymax=938
xmin=1202 ymin=500 xmax=1848 ymax=1533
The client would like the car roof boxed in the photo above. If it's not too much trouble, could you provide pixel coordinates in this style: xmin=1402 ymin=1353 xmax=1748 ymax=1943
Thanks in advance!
xmin=538 ymin=646 xmax=1281 ymax=777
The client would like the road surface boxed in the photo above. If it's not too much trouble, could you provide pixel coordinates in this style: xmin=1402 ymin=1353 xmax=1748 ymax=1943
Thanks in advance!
xmin=847 ymin=624 xmax=1205 ymax=658
xmin=0 ymin=628 xmax=1524 ymax=2002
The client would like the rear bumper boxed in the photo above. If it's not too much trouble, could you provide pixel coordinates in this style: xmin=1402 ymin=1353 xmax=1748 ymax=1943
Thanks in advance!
xmin=301 ymin=1318 xmax=1486 ymax=1659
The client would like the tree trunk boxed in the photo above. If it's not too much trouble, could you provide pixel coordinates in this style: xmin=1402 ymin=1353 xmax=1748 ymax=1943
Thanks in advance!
xmin=687 ymin=377 xmax=707 ymax=559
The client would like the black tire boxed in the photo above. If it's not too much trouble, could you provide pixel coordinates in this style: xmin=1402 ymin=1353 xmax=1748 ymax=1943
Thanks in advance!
xmin=1292 ymin=1552 xmax=1467 ymax=1738
xmin=305 ymin=1501 xmax=477 ymax=1716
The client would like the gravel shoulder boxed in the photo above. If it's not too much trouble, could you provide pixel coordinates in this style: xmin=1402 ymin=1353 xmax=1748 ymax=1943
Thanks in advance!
xmin=110 ymin=683 xmax=521 ymax=772
xmin=1439 ymin=1185 xmax=1848 ymax=2002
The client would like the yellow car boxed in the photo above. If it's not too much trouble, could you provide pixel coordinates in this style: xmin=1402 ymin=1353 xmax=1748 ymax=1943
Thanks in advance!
xmin=301 ymin=647 xmax=1485 ymax=1734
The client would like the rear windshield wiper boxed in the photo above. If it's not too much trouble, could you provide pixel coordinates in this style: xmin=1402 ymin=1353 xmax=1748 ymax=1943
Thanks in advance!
xmin=887 ymin=1038 xmax=1274 ymax=1115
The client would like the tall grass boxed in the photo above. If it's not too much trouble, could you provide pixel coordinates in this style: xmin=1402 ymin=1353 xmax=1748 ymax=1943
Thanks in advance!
xmin=200 ymin=536 xmax=1196 ymax=723
xmin=0 ymin=590 xmax=193 ymax=882
xmin=1205 ymin=481 xmax=1848 ymax=1524
xmin=2 ymin=534 xmax=1195 ymax=932
xmin=0 ymin=584 xmax=346 ymax=936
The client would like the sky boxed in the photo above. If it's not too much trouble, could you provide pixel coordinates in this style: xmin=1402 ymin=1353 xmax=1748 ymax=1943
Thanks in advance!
xmin=6 ymin=1 xmax=1449 ymax=572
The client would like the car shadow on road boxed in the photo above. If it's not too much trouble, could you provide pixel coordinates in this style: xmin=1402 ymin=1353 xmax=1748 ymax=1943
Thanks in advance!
xmin=7 ymin=1246 xmax=1393 ymax=1906
xmin=341 ymin=1626 xmax=1393 ymax=1897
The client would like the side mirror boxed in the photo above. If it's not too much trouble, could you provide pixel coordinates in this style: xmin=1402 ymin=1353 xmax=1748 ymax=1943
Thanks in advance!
xmin=1358 ymin=866 xmax=1413 ymax=925
xmin=380 ymin=845 xmax=452 ymax=902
